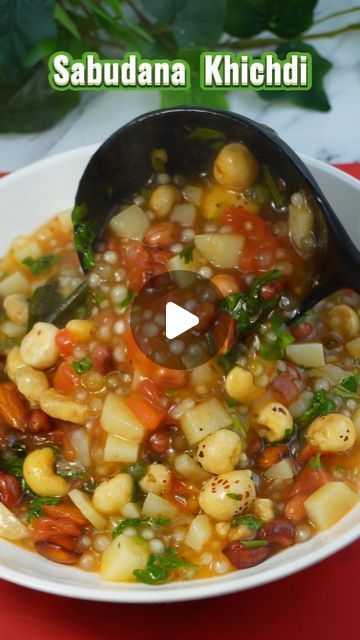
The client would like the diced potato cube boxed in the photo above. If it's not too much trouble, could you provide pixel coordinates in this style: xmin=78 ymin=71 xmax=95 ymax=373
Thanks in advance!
xmin=304 ymin=482 xmax=359 ymax=531
xmin=183 ymin=185 xmax=203 ymax=206
xmin=185 ymin=514 xmax=212 ymax=552
xmin=100 ymin=534 xmax=149 ymax=581
xmin=180 ymin=397 xmax=231 ymax=445
xmin=69 ymin=489 xmax=108 ymax=530
xmin=345 ymin=337 xmax=360 ymax=358
xmin=286 ymin=343 xmax=325 ymax=368
xmin=202 ymin=185 xmax=244 ymax=220
xmin=142 ymin=492 xmax=178 ymax=519
xmin=264 ymin=458 xmax=294 ymax=481
xmin=122 ymin=502 xmax=141 ymax=518
xmin=170 ymin=203 xmax=196 ymax=226
xmin=195 ymin=234 xmax=244 ymax=269
xmin=190 ymin=363 xmax=215 ymax=386
xmin=174 ymin=453 xmax=210 ymax=481
xmin=167 ymin=253 xmax=200 ymax=288
xmin=109 ymin=205 xmax=149 ymax=241
xmin=0 ymin=502 xmax=28 ymax=540
xmin=100 ymin=393 xmax=145 ymax=442
xmin=103 ymin=434 xmax=139 ymax=463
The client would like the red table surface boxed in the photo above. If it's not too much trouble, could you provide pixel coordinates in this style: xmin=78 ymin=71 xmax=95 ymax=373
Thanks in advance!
xmin=0 ymin=162 xmax=359 ymax=640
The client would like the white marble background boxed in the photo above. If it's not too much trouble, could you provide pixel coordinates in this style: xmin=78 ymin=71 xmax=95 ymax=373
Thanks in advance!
xmin=0 ymin=0 xmax=359 ymax=172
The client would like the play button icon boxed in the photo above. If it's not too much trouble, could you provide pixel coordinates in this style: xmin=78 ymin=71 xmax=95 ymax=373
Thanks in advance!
xmin=165 ymin=302 xmax=199 ymax=339
xmin=130 ymin=270 xmax=230 ymax=370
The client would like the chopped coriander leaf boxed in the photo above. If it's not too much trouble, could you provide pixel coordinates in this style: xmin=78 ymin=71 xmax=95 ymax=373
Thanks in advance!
xmin=230 ymin=413 xmax=246 ymax=437
xmin=71 ymin=203 xmax=87 ymax=225
xmin=242 ymin=540 xmax=269 ymax=548
xmin=297 ymin=390 xmax=336 ymax=428
xmin=22 ymin=255 xmax=60 ymax=276
xmin=73 ymin=220 xmax=99 ymax=270
xmin=262 ymin=165 xmax=285 ymax=207
xmin=27 ymin=496 xmax=61 ymax=522
xmin=217 ymin=344 xmax=239 ymax=374
xmin=307 ymin=453 xmax=324 ymax=470
xmin=332 ymin=375 xmax=359 ymax=400
xmin=118 ymin=289 xmax=135 ymax=310
xmin=164 ymin=389 xmax=177 ymax=398
xmin=1 ymin=454 xmax=33 ymax=495
xmin=226 ymin=492 xmax=241 ymax=501
xmin=112 ymin=517 xmax=171 ymax=539
xmin=123 ymin=462 xmax=146 ymax=481
xmin=221 ymin=270 xmax=282 ymax=337
xmin=72 ymin=358 xmax=92 ymax=374
xmin=133 ymin=548 xmax=195 ymax=585
xmin=226 ymin=397 xmax=238 ymax=407
xmin=231 ymin=515 xmax=263 ymax=530
xmin=179 ymin=245 xmax=194 ymax=264
xmin=57 ymin=467 xmax=88 ymax=481
xmin=260 ymin=312 xmax=294 ymax=361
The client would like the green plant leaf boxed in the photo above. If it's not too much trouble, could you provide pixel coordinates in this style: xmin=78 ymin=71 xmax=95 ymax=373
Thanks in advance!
xmin=0 ymin=0 xmax=57 ymax=46
xmin=0 ymin=66 xmax=80 ymax=133
xmin=54 ymin=2 xmax=81 ymax=40
xmin=259 ymin=41 xmax=332 ymax=112
xmin=225 ymin=0 xmax=317 ymax=38
xmin=161 ymin=48 xmax=228 ymax=110
xmin=142 ymin=0 xmax=226 ymax=48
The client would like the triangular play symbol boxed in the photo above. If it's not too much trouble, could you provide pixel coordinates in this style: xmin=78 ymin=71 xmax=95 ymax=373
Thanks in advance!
xmin=165 ymin=301 xmax=199 ymax=340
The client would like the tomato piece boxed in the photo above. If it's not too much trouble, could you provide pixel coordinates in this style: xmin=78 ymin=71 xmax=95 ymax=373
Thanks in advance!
xmin=296 ymin=443 xmax=319 ymax=465
xmin=125 ymin=328 xmax=188 ymax=388
xmin=125 ymin=392 xmax=166 ymax=430
xmin=53 ymin=361 xmax=80 ymax=394
xmin=137 ymin=379 xmax=166 ymax=407
xmin=55 ymin=329 xmax=76 ymax=357
xmin=271 ymin=374 xmax=300 ymax=405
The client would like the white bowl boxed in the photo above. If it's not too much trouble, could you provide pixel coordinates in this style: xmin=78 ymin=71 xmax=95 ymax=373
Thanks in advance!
xmin=0 ymin=147 xmax=359 ymax=603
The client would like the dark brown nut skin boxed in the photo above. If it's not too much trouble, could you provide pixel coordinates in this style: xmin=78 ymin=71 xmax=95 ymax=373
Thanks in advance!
xmin=257 ymin=445 xmax=288 ymax=470
xmin=223 ymin=541 xmax=270 ymax=569
xmin=258 ymin=519 xmax=296 ymax=548
xmin=284 ymin=494 xmax=307 ymax=524
xmin=0 ymin=472 xmax=21 ymax=507
xmin=144 ymin=223 xmax=181 ymax=248
xmin=149 ymin=426 xmax=172 ymax=455
xmin=28 ymin=409 xmax=53 ymax=433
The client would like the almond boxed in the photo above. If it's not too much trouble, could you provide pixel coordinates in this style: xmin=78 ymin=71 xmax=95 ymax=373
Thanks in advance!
xmin=0 ymin=382 xmax=28 ymax=430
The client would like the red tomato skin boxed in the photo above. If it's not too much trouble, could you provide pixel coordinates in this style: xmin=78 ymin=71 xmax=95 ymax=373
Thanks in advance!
xmin=55 ymin=330 xmax=76 ymax=357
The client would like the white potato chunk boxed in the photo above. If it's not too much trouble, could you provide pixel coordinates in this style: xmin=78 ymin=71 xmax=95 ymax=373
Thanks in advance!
xmin=345 ymin=336 xmax=360 ymax=358
xmin=195 ymin=234 xmax=244 ymax=269
xmin=199 ymin=470 xmax=256 ymax=521
xmin=103 ymin=435 xmax=139 ymax=463
xmin=142 ymin=492 xmax=178 ymax=519
xmin=100 ymin=393 xmax=145 ymax=442
xmin=183 ymin=185 xmax=203 ymax=206
xmin=185 ymin=514 xmax=213 ymax=552
xmin=286 ymin=343 xmax=325 ymax=367
xmin=170 ymin=203 xmax=197 ymax=226
xmin=139 ymin=464 xmax=170 ymax=496
xmin=0 ymin=502 xmax=28 ymax=540
xmin=69 ymin=489 xmax=107 ymax=530
xmin=100 ymin=534 xmax=149 ymax=581
xmin=93 ymin=474 xmax=133 ymax=515
xmin=174 ymin=453 xmax=210 ymax=481
xmin=109 ymin=205 xmax=149 ymax=241
xmin=264 ymin=458 xmax=294 ymax=481
xmin=304 ymin=482 xmax=358 ymax=531
xmin=180 ymin=397 xmax=231 ymax=445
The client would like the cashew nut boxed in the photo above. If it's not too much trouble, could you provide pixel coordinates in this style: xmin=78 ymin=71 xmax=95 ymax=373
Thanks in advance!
xmin=326 ymin=304 xmax=360 ymax=340
xmin=253 ymin=402 xmax=293 ymax=442
xmin=14 ymin=365 xmax=49 ymax=403
xmin=6 ymin=346 xmax=25 ymax=382
xmin=306 ymin=413 xmax=356 ymax=453
xmin=23 ymin=447 xmax=68 ymax=497
xmin=40 ymin=388 xmax=89 ymax=424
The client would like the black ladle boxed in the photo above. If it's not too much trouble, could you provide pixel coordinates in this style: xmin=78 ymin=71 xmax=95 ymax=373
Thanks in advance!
xmin=50 ymin=107 xmax=360 ymax=325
